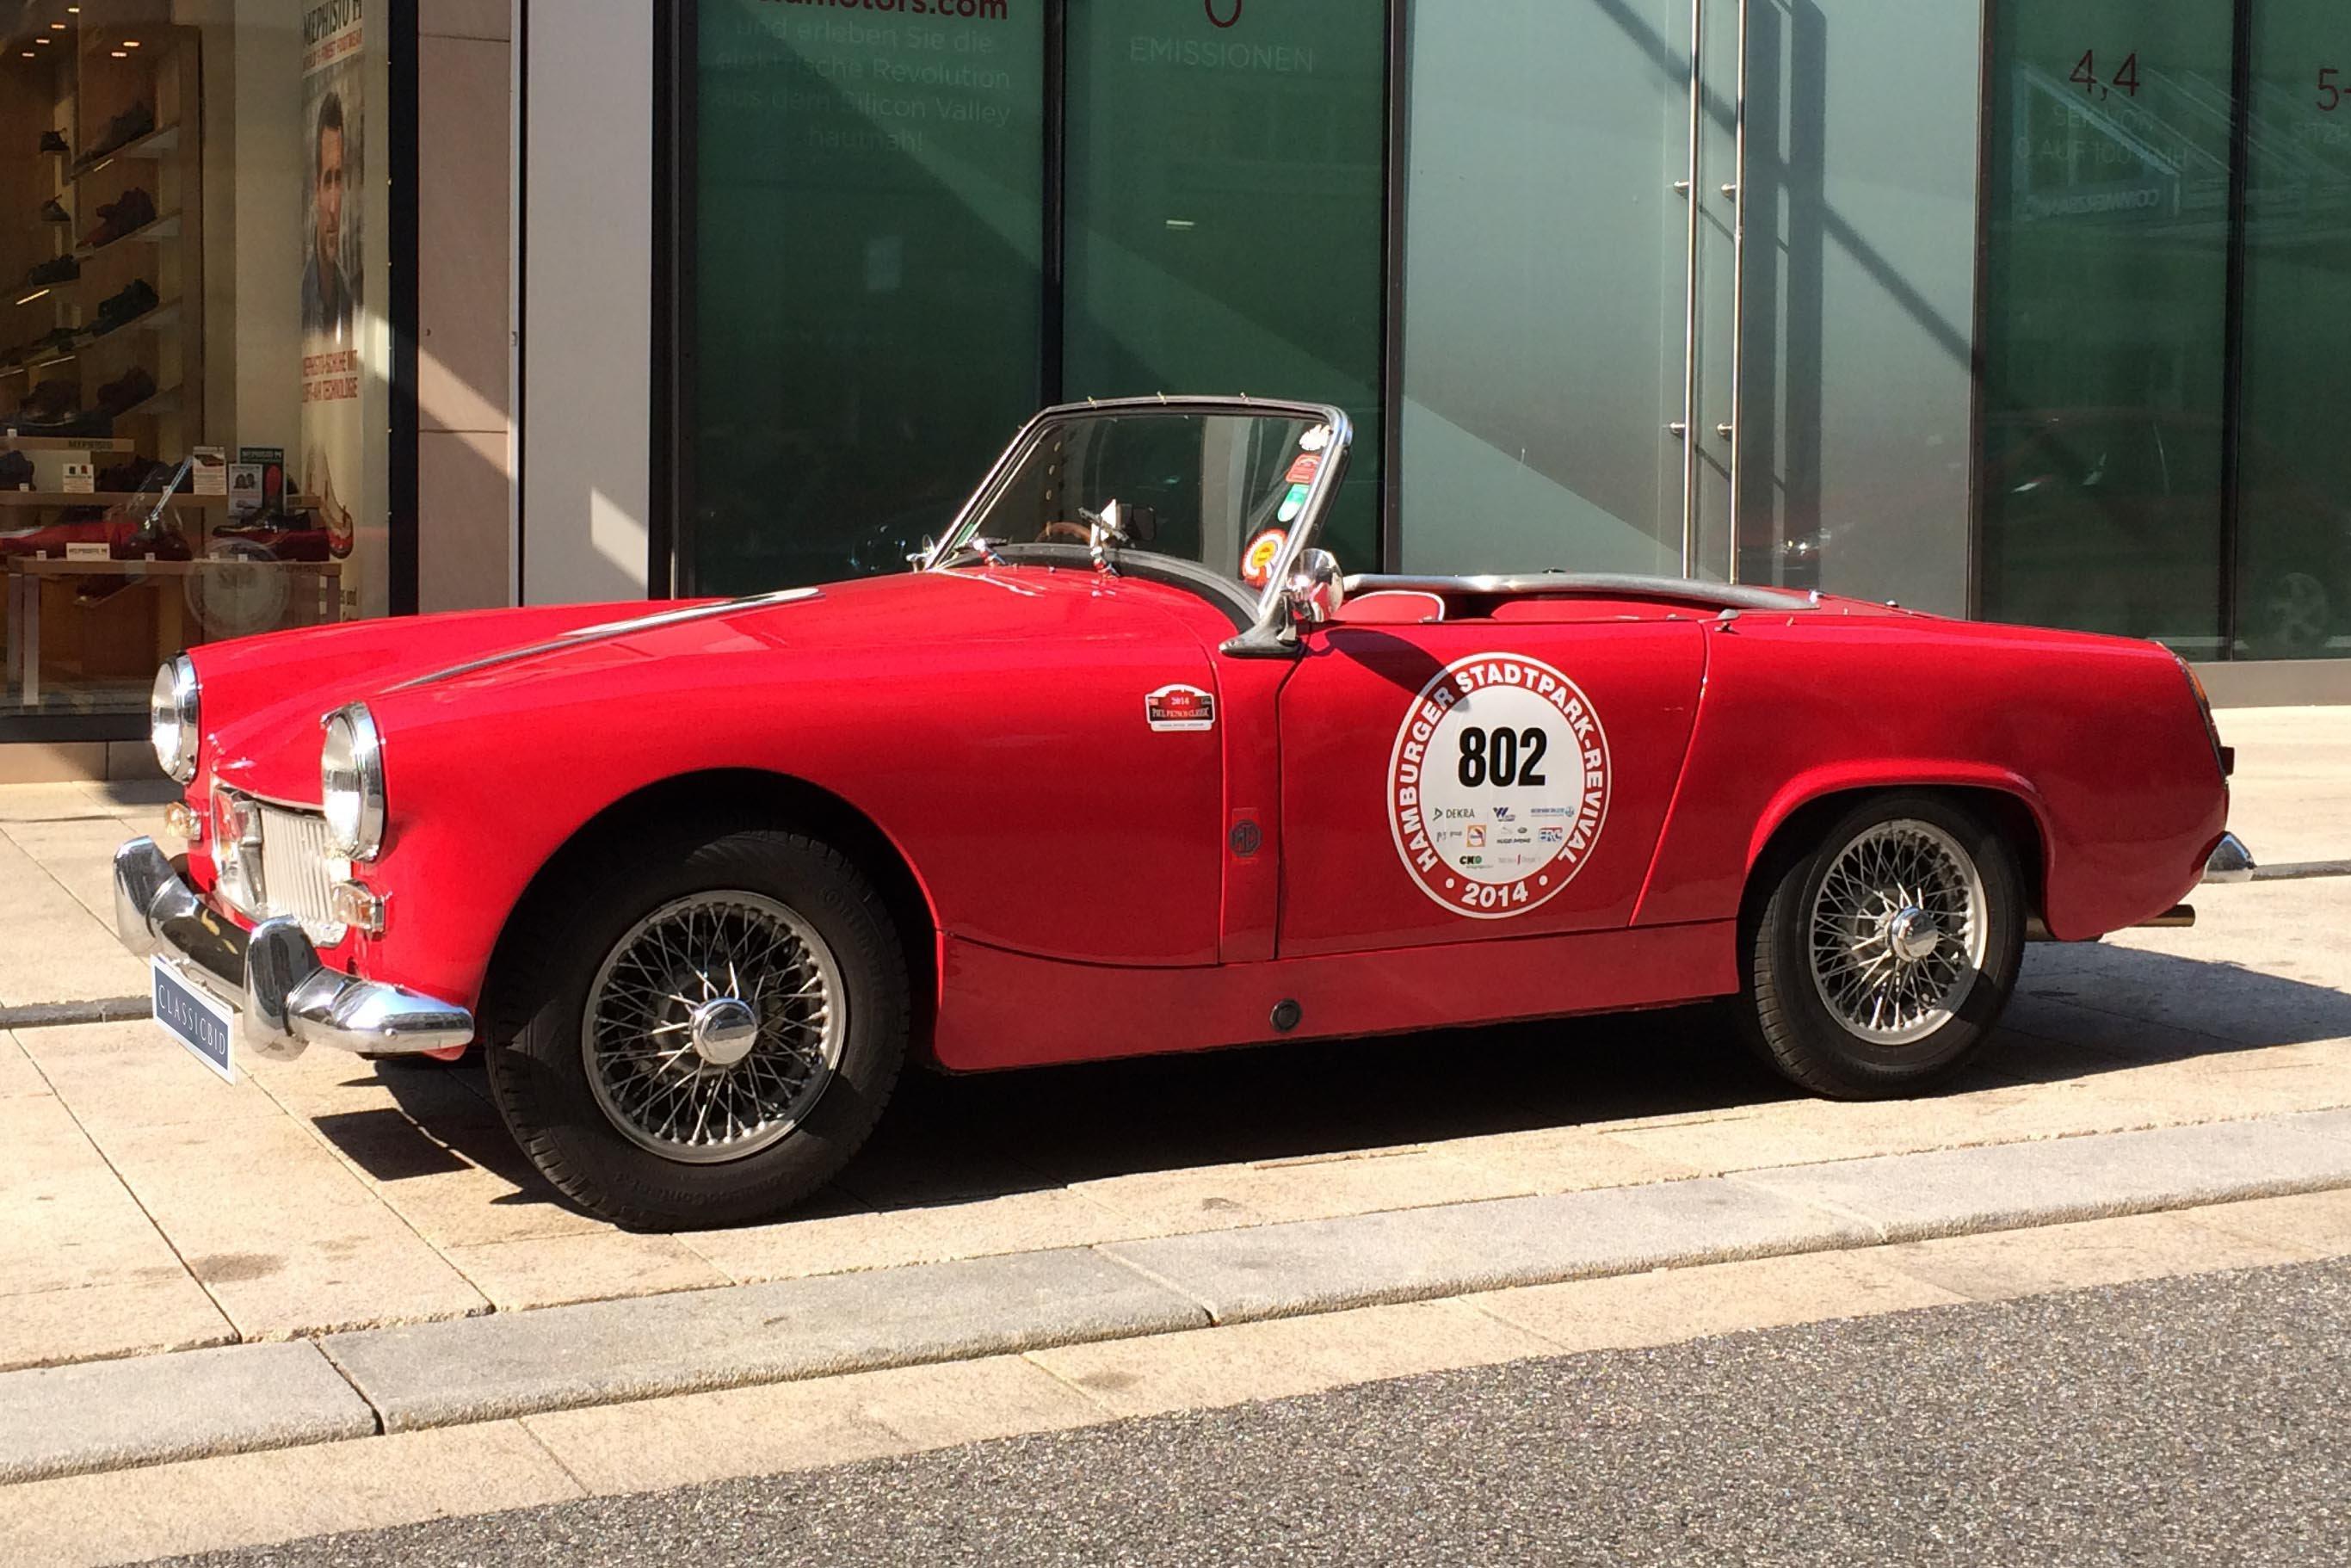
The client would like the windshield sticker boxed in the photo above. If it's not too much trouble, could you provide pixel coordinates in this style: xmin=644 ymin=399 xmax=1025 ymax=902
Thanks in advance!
xmin=1385 ymin=652 xmax=1612 ymax=919
xmin=1242 ymin=528 xmax=1287 ymax=587
xmin=1146 ymin=684 xmax=1217 ymax=733
xmin=1299 ymin=424 xmax=1333 ymax=454
xmin=1285 ymin=452 xmax=1323 ymax=486
xmin=1277 ymin=483 xmax=1311 ymax=524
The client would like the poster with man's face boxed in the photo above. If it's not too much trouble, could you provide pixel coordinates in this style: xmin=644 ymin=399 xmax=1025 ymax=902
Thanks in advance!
xmin=299 ymin=1 xmax=366 ymax=587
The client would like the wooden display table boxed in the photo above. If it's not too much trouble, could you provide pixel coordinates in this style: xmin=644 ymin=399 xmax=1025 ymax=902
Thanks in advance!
xmin=3 ymin=556 xmax=342 ymax=706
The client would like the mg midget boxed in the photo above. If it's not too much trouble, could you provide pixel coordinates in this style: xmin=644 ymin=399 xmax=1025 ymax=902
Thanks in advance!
xmin=113 ymin=398 xmax=2248 ymax=1228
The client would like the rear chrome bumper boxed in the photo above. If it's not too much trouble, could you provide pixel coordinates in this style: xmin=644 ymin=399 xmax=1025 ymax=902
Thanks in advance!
xmin=112 ymin=836 xmax=474 ymax=1060
xmin=2202 ymin=832 xmax=2255 ymax=885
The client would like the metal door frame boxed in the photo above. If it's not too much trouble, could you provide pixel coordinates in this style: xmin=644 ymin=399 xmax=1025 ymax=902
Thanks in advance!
xmin=1671 ymin=0 xmax=1752 ymax=583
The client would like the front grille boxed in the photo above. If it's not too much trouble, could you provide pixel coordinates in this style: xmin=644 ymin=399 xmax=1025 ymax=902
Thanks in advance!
xmin=255 ymin=803 xmax=345 ymax=941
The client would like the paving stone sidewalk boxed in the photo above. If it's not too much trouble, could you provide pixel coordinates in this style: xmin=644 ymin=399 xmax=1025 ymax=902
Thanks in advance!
xmin=0 ymin=710 xmax=2344 ymax=1382
xmin=4 ymin=1112 xmax=2348 ymax=1487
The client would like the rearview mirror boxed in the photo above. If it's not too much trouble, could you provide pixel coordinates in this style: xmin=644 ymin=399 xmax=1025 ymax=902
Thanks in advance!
xmin=1285 ymin=548 xmax=1345 ymax=627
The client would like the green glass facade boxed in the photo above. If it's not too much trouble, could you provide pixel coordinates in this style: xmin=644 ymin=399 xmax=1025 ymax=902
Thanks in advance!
xmin=1062 ymin=0 xmax=1385 ymax=565
xmin=675 ymin=0 xmax=2351 ymax=664
xmin=2237 ymin=0 xmax=2351 ymax=659
xmin=1982 ymin=0 xmax=2351 ymax=658
xmin=689 ymin=0 xmax=1045 ymax=594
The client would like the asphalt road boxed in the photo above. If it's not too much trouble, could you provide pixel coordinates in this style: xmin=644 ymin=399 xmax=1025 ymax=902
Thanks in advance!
xmin=171 ymin=1258 xmax=2350 ymax=1568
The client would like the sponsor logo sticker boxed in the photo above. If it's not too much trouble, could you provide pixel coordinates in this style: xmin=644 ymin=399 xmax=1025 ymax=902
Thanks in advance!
xmin=1277 ymin=483 xmax=1311 ymax=524
xmin=1299 ymin=423 xmax=1333 ymax=453
xmin=1285 ymin=452 xmax=1323 ymax=485
xmin=1385 ymin=651 xmax=1613 ymax=918
xmin=1145 ymin=683 xmax=1217 ymax=733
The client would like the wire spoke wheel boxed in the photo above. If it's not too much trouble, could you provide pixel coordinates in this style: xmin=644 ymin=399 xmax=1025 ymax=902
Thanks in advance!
xmin=1805 ymin=818 xmax=1989 ymax=1047
xmin=582 ymin=891 xmax=847 ymax=1164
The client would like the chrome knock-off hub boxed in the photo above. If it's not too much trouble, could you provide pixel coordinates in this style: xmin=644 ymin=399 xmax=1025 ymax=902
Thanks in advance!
xmin=688 ymin=997 xmax=761 ymax=1068
xmin=1885 ymin=907 xmax=1941 ymax=964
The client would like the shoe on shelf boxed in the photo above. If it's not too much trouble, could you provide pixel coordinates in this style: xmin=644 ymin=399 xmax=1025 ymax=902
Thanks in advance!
xmin=39 ymin=198 xmax=71 ymax=225
xmin=15 ymin=377 xmax=83 ymax=426
xmin=96 ymin=455 xmax=163 ymax=493
xmin=96 ymin=366 xmax=157 ymax=417
xmin=82 ymin=103 xmax=157 ymax=165
xmin=25 ymin=254 xmax=80 ymax=287
xmin=3 ymin=326 xmax=78 ymax=369
xmin=80 ymin=186 xmax=155 ymax=249
xmin=39 ymin=129 xmax=68 ymax=155
xmin=93 ymin=278 xmax=160 ymax=334
xmin=0 ymin=451 xmax=33 ymax=491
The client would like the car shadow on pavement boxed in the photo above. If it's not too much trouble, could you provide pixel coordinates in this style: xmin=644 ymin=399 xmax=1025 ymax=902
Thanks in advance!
xmin=355 ymin=939 xmax=2351 ymax=1223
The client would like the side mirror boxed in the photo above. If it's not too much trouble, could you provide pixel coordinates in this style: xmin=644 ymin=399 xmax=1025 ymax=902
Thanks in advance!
xmin=1284 ymin=548 xmax=1346 ymax=627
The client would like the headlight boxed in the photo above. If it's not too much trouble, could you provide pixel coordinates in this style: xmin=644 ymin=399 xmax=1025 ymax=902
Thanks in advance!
xmin=320 ymin=704 xmax=386 ymax=861
xmin=149 ymin=657 xmax=200 ymax=782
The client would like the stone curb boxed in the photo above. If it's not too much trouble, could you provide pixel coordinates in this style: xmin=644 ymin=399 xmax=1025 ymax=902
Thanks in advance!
xmin=1734 ymin=1108 xmax=2351 ymax=1240
xmin=0 ymin=1341 xmax=373 ymax=1485
xmin=3 ymin=1110 xmax=2348 ymax=1485
xmin=0 ymin=996 xmax=150 ymax=1029
xmin=2250 ymin=860 xmax=2351 ymax=882
xmin=1105 ymin=1110 xmax=2351 ymax=1324
xmin=320 ymin=1247 xmax=1209 ymax=1433
xmin=1102 ymin=1177 xmax=1878 ymax=1323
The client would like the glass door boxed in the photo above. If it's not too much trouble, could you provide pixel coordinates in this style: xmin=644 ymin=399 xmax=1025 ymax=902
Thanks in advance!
xmin=1396 ymin=0 xmax=1699 ymax=579
xmin=1395 ymin=0 xmax=1750 ymax=583
xmin=1400 ymin=0 xmax=1984 ymax=607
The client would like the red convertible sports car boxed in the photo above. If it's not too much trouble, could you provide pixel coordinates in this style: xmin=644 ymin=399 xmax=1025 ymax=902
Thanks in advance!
xmin=114 ymin=398 xmax=2248 ymax=1229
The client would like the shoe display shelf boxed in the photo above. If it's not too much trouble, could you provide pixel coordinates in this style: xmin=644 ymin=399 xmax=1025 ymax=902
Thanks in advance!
xmin=2 ymin=5 xmax=210 ymax=715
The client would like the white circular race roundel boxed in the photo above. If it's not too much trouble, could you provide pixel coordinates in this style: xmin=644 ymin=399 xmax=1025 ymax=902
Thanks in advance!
xmin=1385 ymin=652 xmax=1612 ymax=918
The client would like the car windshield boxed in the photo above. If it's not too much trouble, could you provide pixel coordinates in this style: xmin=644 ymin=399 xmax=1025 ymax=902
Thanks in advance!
xmin=942 ymin=407 xmax=1341 ymax=598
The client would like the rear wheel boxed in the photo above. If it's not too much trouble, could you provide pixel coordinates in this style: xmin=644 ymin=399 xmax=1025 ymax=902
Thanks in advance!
xmin=484 ymin=826 xmax=908 ymax=1230
xmin=1741 ymin=793 xmax=2024 ymax=1099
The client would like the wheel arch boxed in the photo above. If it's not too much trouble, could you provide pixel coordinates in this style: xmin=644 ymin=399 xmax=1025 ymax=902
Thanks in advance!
xmin=476 ymin=769 xmax=942 ymax=1060
xmin=1740 ymin=769 xmax=2052 ymax=935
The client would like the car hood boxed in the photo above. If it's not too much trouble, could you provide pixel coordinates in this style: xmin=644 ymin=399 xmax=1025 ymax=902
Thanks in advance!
xmin=200 ymin=568 xmax=1224 ymax=804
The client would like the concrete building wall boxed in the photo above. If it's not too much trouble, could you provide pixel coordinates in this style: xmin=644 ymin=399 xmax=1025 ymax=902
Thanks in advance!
xmin=417 ymin=0 xmax=515 ymax=614
xmin=515 ymin=0 xmax=651 ymax=608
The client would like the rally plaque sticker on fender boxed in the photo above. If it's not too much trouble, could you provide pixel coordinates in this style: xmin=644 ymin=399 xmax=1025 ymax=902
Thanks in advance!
xmin=1146 ymin=683 xmax=1217 ymax=732
xmin=1387 ymin=652 xmax=1610 ymax=917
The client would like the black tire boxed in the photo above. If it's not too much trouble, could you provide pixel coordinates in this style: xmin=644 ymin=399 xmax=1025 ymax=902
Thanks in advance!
xmin=484 ymin=825 xmax=909 ymax=1230
xmin=1740 ymin=793 xmax=2025 ymax=1101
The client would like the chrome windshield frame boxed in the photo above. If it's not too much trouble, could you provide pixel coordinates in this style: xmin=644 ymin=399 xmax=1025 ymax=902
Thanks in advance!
xmin=923 ymin=395 xmax=1354 ymax=647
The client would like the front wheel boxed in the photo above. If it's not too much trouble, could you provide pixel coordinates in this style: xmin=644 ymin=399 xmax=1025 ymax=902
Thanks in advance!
xmin=1741 ymin=794 xmax=2025 ymax=1100
xmin=484 ymin=827 xmax=909 ymax=1230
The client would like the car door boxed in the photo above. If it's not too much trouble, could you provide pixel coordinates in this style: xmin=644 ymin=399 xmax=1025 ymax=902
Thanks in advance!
xmin=1274 ymin=602 xmax=1707 ymax=959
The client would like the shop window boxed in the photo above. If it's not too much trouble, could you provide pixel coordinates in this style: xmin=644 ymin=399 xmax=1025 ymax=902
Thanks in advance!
xmin=1978 ymin=0 xmax=2234 ymax=655
xmin=687 ymin=0 xmax=1045 ymax=596
xmin=1061 ymin=0 xmax=1385 ymax=571
xmin=0 ymin=2 xmax=392 ymax=723
xmin=2236 ymin=0 xmax=2351 ymax=659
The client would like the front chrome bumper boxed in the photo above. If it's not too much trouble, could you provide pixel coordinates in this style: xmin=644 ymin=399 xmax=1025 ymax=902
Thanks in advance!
xmin=112 ymin=836 xmax=474 ymax=1060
